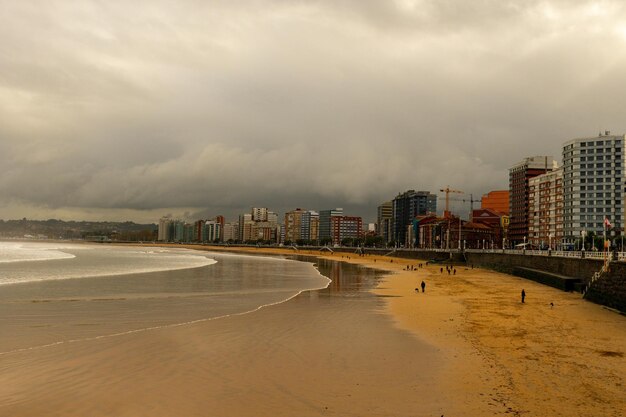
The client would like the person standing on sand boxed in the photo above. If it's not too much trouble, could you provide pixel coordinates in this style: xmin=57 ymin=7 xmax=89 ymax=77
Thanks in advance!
xmin=521 ymin=289 xmax=526 ymax=303
xmin=421 ymin=280 xmax=426 ymax=293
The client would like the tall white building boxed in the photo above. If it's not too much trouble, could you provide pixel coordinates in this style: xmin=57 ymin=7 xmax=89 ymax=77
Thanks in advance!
xmin=562 ymin=132 xmax=626 ymax=244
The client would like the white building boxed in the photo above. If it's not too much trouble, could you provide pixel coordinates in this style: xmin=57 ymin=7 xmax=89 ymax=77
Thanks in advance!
xmin=562 ymin=132 xmax=625 ymax=245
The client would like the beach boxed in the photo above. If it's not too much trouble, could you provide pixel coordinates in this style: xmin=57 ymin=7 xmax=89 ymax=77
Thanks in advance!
xmin=1 ymin=245 xmax=625 ymax=416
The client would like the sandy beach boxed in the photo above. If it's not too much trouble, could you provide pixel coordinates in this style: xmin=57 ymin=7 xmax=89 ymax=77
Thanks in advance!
xmin=1 ymin=244 xmax=625 ymax=416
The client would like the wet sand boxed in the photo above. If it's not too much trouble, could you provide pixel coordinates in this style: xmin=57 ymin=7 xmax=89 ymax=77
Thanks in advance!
xmin=1 ymin=245 xmax=625 ymax=416
xmin=173 ymin=245 xmax=626 ymax=416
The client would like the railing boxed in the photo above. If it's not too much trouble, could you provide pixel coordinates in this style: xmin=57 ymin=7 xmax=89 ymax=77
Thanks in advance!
xmin=583 ymin=256 xmax=611 ymax=297
xmin=462 ymin=248 xmax=626 ymax=261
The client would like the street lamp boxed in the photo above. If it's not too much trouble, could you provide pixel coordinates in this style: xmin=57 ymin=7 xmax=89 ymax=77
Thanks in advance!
xmin=549 ymin=233 xmax=554 ymax=251
xmin=581 ymin=230 xmax=586 ymax=252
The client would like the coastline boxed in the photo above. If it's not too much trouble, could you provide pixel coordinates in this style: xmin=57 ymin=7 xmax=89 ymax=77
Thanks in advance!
xmin=0 ymin=244 xmax=448 ymax=417
xmin=1 ymin=242 xmax=624 ymax=416
xmin=157 ymin=244 xmax=626 ymax=416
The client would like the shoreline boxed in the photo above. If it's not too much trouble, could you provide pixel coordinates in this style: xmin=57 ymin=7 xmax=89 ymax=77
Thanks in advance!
xmin=150 ymin=243 xmax=626 ymax=416
xmin=1 ymin=244 xmax=448 ymax=416
xmin=1 ymin=242 xmax=624 ymax=416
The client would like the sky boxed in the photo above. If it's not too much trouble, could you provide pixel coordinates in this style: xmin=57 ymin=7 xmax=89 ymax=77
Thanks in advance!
xmin=1 ymin=0 xmax=626 ymax=224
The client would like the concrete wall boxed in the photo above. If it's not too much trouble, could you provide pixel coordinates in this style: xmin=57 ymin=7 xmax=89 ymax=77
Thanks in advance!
xmin=584 ymin=262 xmax=626 ymax=313
xmin=464 ymin=252 xmax=603 ymax=282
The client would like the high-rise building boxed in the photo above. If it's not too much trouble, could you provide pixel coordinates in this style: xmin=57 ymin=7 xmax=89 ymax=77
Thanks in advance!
xmin=330 ymin=216 xmax=362 ymax=245
xmin=509 ymin=156 xmax=557 ymax=245
xmin=319 ymin=208 xmax=343 ymax=243
xmin=205 ymin=220 xmax=221 ymax=242
xmin=562 ymin=133 xmax=625 ymax=245
xmin=238 ymin=208 xmax=280 ymax=243
xmin=239 ymin=213 xmax=253 ymax=242
xmin=528 ymin=167 xmax=563 ymax=249
xmin=215 ymin=215 xmax=225 ymax=241
xmin=392 ymin=190 xmax=437 ymax=247
xmin=377 ymin=201 xmax=393 ymax=243
xmin=222 ymin=222 xmax=238 ymax=242
xmin=284 ymin=208 xmax=305 ymax=243
xmin=301 ymin=210 xmax=319 ymax=243
xmin=252 ymin=207 xmax=268 ymax=222
xmin=481 ymin=190 xmax=510 ymax=215
xmin=158 ymin=217 xmax=171 ymax=241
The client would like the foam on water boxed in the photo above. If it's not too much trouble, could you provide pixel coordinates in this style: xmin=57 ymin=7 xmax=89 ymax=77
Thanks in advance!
xmin=0 ymin=241 xmax=76 ymax=263
xmin=0 ymin=241 xmax=216 ymax=285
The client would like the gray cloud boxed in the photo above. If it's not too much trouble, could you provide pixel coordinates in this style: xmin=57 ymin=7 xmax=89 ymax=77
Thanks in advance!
xmin=1 ymin=0 xmax=626 ymax=223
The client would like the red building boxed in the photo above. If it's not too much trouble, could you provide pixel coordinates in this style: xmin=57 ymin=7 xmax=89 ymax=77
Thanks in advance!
xmin=509 ymin=156 xmax=556 ymax=245
xmin=481 ymin=190 xmax=509 ymax=215
xmin=330 ymin=216 xmax=363 ymax=245
xmin=417 ymin=215 xmax=497 ymax=249
xmin=472 ymin=208 xmax=508 ymax=248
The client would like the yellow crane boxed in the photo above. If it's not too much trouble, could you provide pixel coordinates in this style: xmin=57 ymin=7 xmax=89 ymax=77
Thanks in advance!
xmin=439 ymin=186 xmax=463 ymax=218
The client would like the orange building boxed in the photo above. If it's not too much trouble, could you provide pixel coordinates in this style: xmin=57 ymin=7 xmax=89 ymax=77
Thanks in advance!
xmin=481 ymin=190 xmax=509 ymax=215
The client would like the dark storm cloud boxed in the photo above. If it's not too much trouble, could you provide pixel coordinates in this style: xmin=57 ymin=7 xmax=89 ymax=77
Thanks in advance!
xmin=1 ymin=0 xmax=626 ymax=222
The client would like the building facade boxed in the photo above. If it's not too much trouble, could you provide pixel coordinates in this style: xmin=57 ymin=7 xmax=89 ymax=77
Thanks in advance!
xmin=562 ymin=133 xmax=626 ymax=246
xmin=481 ymin=190 xmax=510 ymax=214
xmin=528 ymin=167 xmax=564 ymax=249
xmin=377 ymin=201 xmax=393 ymax=244
xmin=319 ymin=208 xmax=343 ymax=243
xmin=301 ymin=210 xmax=319 ymax=243
xmin=508 ymin=156 xmax=557 ymax=245
xmin=284 ymin=208 xmax=305 ymax=243
xmin=330 ymin=215 xmax=363 ymax=245
xmin=392 ymin=190 xmax=437 ymax=247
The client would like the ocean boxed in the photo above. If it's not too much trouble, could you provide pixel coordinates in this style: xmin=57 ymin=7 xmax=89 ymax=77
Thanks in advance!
xmin=0 ymin=241 xmax=330 ymax=354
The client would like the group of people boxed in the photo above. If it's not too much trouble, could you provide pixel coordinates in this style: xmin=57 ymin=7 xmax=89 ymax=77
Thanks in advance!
xmin=439 ymin=266 xmax=457 ymax=275
xmin=404 ymin=263 xmax=425 ymax=271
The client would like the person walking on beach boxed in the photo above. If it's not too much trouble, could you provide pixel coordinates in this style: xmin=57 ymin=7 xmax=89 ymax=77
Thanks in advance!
xmin=421 ymin=280 xmax=426 ymax=293
xmin=521 ymin=289 xmax=526 ymax=303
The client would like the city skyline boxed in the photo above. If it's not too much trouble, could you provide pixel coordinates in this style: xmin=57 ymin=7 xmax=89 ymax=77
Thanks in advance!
xmin=2 ymin=1 xmax=626 ymax=223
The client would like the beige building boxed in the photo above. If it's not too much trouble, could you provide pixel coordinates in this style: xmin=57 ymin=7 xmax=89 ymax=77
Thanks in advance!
xmin=528 ymin=166 xmax=564 ymax=249
xmin=284 ymin=208 xmax=306 ymax=243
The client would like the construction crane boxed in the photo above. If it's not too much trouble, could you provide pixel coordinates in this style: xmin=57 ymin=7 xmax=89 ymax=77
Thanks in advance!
xmin=439 ymin=186 xmax=463 ymax=218
xmin=462 ymin=194 xmax=482 ymax=212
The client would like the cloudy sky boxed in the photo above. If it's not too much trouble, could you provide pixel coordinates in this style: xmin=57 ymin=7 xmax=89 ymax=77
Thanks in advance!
xmin=1 ymin=0 xmax=626 ymax=223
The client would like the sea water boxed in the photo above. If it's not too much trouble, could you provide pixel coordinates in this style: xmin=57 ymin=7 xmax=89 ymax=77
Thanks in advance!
xmin=0 ymin=241 xmax=330 ymax=353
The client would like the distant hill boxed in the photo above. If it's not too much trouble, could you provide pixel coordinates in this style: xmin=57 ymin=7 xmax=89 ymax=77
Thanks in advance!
xmin=0 ymin=219 xmax=157 ymax=241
